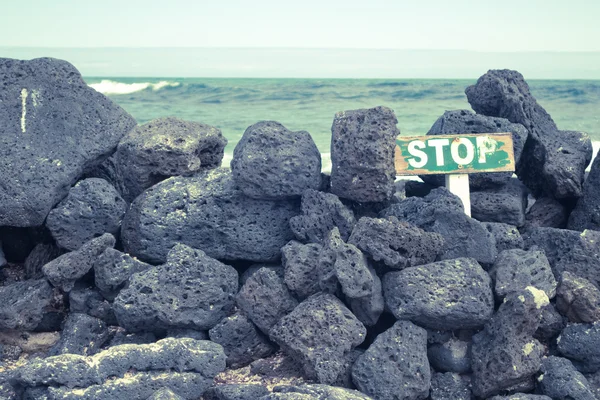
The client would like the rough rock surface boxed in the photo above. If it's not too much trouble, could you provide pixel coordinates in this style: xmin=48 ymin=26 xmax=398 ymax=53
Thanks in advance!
xmin=0 ymin=278 xmax=53 ymax=330
xmin=94 ymin=247 xmax=152 ymax=300
xmin=208 ymin=312 xmax=275 ymax=368
xmin=466 ymin=69 xmax=592 ymax=200
xmin=48 ymin=313 xmax=109 ymax=356
xmin=429 ymin=372 xmax=471 ymax=400
xmin=539 ymin=356 xmax=597 ymax=400
xmin=42 ymin=233 xmax=116 ymax=292
xmin=348 ymin=266 xmax=384 ymax=326
xmin=351 ymin=320 xmax=430 ymax=400
xmin=483 ymin=222 xmax=524 ymax=253
xmin=383 ymin=257 xmax=494 ymax=330
xmin=289 ymin=189 xmax=356 ymax=244
xmin=114 ymin=244 xmax=238 ymax=333
xmin=535 ymin=303 xmax=566 ymax=341
xmin=46 ymin=178 xmax=127 ymax=251
xmin=522 ymin=226 xmax=582 ymax=267
xmin=69 ymin=286 xmax=117 ymax=325
xmin=24 ymin=242 xmax=63 ymax=279
xmin=0 ymin=57 xmax=136 ymax=227
xmin=121 ymin=168 xmax=299 ymax=263
xmin=236 ymin=267 xmax=298 ymax=335
xmin=114 ymin=117 xmax=227 ymax=202
xmin=269 ymin=293 xmax=366 ymax=384
xmin=556 ymin=272 xmax=600 ymax=323
xmin=281 ymin=241 xmax=323 ymax=300
xmin=231 ymin=121 xmax=321 ymax=199
xmin=147 ymin=388 xmax=186 ymax=400
xmin=570 ymin=155 xmax=600 ymax=231
xmin=421 ymin=109 xmax=528 ymax=189
xmin=489 ymin=249 xmax=557 ymax=299
xmin=204 ymin=384 xmax=270 ymax=400
xmin=557 ymin=322 xmax=600 ymax=373
xmin=427 ymin=337 xmax=471 ymax=373
xmin=524 ymin=196 xmax=570 ymax=230
xmin=470 ymin=178 xmax=528 ymax=227
xmin=489 ymin=395 xmax=551 ymax=400
xmin=330 ymin=106 xmax=399 ymax=203
xmin=268 ymin=384 xmax=372 ymax=400
xmin=348 ymin=216 xmax=444 ymax=269
xmin=470 ymin=287 xmax=549 ymax=398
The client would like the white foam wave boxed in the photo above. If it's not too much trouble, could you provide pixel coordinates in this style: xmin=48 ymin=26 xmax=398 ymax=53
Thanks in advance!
xmin=89 ymin=80 xmax=180 ymax=95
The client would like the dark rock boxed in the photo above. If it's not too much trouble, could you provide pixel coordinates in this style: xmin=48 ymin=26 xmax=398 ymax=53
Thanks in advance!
xmin=556 ymin=271 xmax=600 ymax=323
xmin=489 ymin=395 xmax=551 ymax=400
xmin=24 ymin=243 xmax=63 ymax=279
xmin=347 ymin=216 xmax=444 ymax=269
xmin=0 ymin=243 xmax=6 ymax=267
xmin=535 ymin=303 xmax=566 ymax=341
xmin=15 ymin=353 xmax=100 ymax=388
xmin=289 ymin=189 xmax=356 ymax=244
xmin=470 ymin=287 xmax=549 ymax=398
xmin=427 ymin=337 xmax=471 ymax=373
xmin=269 ymin=293 xmax=366 ymax=384
xmin=0 ymin=57 xmax=136 ymax=227
xmin=281 ymin=241 xmax=322 ymax=300
xmin=470 ymin=178 xmax=528 ymax=227
xmin=69 ymin=286 xmax=117 ymax=325
xmin=204 ymin=384 xmax=270 ymax=400
xmin=421 ymin=109 xmax=528 ymax=189
xmin=270 ymin=384 xmax=372 ymax=400
xmin=239 ymin=264 xmax=283 ymax=286
xmin=553 ymin=229 xmax=600 ymax=289
xmin=524 ymin=196 xmax=570 ymax=231
xmin=250 ymin=352 xmax=307 ymax=380
xmin=166 ymin=328 xmax=208 ymax=341
xmin=22 ymin=387 xmax=51 ymax=400
xmin=330 ymin=106 xmax=399 ymax=203
xmin=383 ymin=257 xmax=494 ymax=330
xmin=147 ymin=388 xmax=185 ymax=400
xmin=0 ymin=226 xmax=49 ymax=263
xmin=42 ymin=233 xmax=116 ymax=292
xmin=114 ymin=244 xmax=238 ymax=333
xmin=557 ymin=322 xmax=600 ymax=373
xmin=570 ymin=154 xmax=600 ymax=231
xmin=489 ymin=249 xmax=556 ymax=299
xmin=429 ymin=372 xmax=471 ymax=400
xmin=208 ymin=312 xmax=276 ymax=368
xmin=332 ymin=349 xmax=363 ymax=389
xmin=94 ymin=247 xmax=152 ymax=300
xmin=48 ymin=313 xmax=109 ymax=356
xmin=539 ymin=356 xmax=596 ymax=400
xmin=1 ymin=343 xmax=23 ymax=361
xmin=348 ymin=266 xmax=384 ymax=326
xmin=236 ymin=267 xmax=298 ymax=335
xmin=351 ymin=320 xmax=430 ymax=400
xmin=114 ymin=117 xmax=227 ymax=203
xmin=0 ymin=381 xmax=18 ymax=400
xmin=0 ymin=278 xmax=53 ymax=330
xmin=483 ymin=222 xmax=524 ymax=252
xmin=403 ymin=180 xmax=436 ymax=197
xmin=107 ymin=329 xmax=156 ymax=347
xmin=466 ymin=69 xmax=592 ymax=200
xmin=586 ymin=371 xmax=600 ymax=399
xmin=121 ymin=168 xmax=299 ymax=264
xmin=522 ymin=226 xmax=581 ymax=267
xmin=231 ymin=121 xmax=321 ymax=200
xmin=46 ymin=178 xmax=127 ymax=250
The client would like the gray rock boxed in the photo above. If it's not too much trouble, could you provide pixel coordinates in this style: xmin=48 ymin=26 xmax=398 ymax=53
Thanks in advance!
xmin=489 ymin=249 xmax=557 ymax=299
xmin=570 ymin=154 xmax=600 ymax=231
xmin=269 ymin=293 xmax=366 ymax=384
xmin=69 ymin=286 xmax=117 ymax=325
xmin=351 ymin=320 xmax=430 ymax=400
xmin=289 ymin=189 xmax=356 ymax=244
xmin=489 ymin=395 xmax=551 ymax=400
xmin=114 ymin=117 xmax=227 ymax=203
xmin=332 ymin=349 xmax=364 ymax=389
xmin=0 ymin=382 xmax=18 ymax=400
xmin=429 ymin=372 xmax=471 ymax=400
xmin=42 ymin=233 xmax=116 ymax=292
xmin=0 ymin=278 xmax=53 ymax=330
xmin=48 ymin=313 xmax=109 ymax=356
xmin=383 ymin=257 xmax=494 ymax=330
xmin=585 ymin=371 xmax=600 ymax=399
xmin=535 ymin=303 xmax=566 ymax=341
xmin=239 ymin=263 xmax=283 ymax=286
xmin=121 ymin=168 xmax=299 ymax=264
xmin=204 ymin=384 xmax=270 ymax=400
xmin=483 ymin=222 xmax=524 ymax=253
xmin=466 ymin=69 xmax=592 ymax=200
xmin=16 ymin=353 xmax=100 ymax=388
xmin=250 ymin=352 xmax=307 ymax=381
xmin=347 ymin=216 xmax=444 ymax=269
xmin=557 ymin=271 xmax=600 ymax=323
xmin=330 ymin=106 xmax=399 ymax=203
xmin=470 ymin=287 xmax=549 ymax=398
xmin=348 ymin=266 xmax=384 ymax=326
xmin=114 ymin=244 xmax=238 ymax=333
xmin=524 ymin=196 xmax=569 ymax=231
xmin=236 ymin=267 xmax=298 ymax=335
xmin=147 ymin=388 xmax=185 ymax=400
xmin=427 ymin=337 xmax=471 ymax=373
xmin=269 ymin=384 xmax=372 ymax=400
xmin=553 ymin=230 xmax=600 ymax=289
xmin=231 ymin=121 xmax=321 ymax=200
xmin=522 ymin=226 xmax=582 ymax=267
xmin=557 ymin=322 xmax=600 ymax=373
xmin=24 ymin=243 xmax=63 ymax=279
xmin=281 ymin=241 xmax=322 ymax=300
xmin=94 ymin=247 xmax=152 ymax=300
xmin=208 ymin=312 xmax=276 ymax=368
xmin=539 ymin=356 xmax=597 ymax=400
xmin=421 ymin=109 xmax=528 ymax=190
xmin=0 ymin=57 xmax=136 ymax=227
xmin=470 ymin=178 xmax=528 ymax=227
xmin=46 ymin=178 xmax=127 ymax=251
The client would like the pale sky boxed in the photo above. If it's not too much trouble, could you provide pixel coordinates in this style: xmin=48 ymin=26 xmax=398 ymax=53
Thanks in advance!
xmin=2 ymin=0 xmax=599 ymax=51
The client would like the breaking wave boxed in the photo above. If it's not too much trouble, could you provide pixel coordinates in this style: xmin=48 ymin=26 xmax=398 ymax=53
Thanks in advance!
xmin=89 ymin=80 xmax=180 ymax=95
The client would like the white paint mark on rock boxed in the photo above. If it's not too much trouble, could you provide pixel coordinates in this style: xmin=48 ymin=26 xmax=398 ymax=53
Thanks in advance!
xmin=20 ymin=88 xmax=28 ymax=133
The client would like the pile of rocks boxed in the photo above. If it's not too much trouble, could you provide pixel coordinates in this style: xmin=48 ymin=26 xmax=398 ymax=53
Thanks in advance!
xmin=0 ymin=59 xmax=599 ymax=400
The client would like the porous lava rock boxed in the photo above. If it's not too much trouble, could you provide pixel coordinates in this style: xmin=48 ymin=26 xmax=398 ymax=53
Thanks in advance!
xmin=281 ymin=241 xmax=323 ymax=300
xmin=556 ymin=271 xmax=600 ymax=323
xmin=470 ymin=178 xmax=528 ymax=227
xmin=557 ymin=322 xmax=600 ymax=373
xmin=429 ymin=372 xmax=472 ymax=400
xmin=570 ymin=155 xmax=600 ymax=231
xmin=482 ymin=222 xmax=524 ymax=253
xmin=48 ymin=313 xmax=109 ymax=356
xmin=93 ymin=247 xmax=152 ymax=300
xmin=0 ymin=278 xmax=53 ymax=330
xmin=538 ymin=356 xmax=597 ymax=400
xmin=524 ymin=196 xmax=570 ymax=230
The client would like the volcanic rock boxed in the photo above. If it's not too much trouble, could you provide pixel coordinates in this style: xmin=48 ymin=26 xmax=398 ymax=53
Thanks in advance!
xmin=557 ymin=322 xmax=600 ymax=373
xmin=281 ymin=241 xmax=323 ymax=300
xmin=483 ymin=222 xmax=524 ymax=252
xmin=429 ymin=372 xmax=471 ymax=400
xmin=94 ymin=247 xmax=152 ymax=300
xmin=524 ymin=196 xmax=570 ymax=230
xmin=539 ymin=356 xmax=597 ymax=400
xmin=204 ymin=384 xmax=270 ymax=400
xmin=556 ymin=271 xmax=600 ymax=323
xmin=470 ymin=178 xmax=528 ymax=227
xmin=48 ymin=313 xmax=109 ymax=356
xmin=570 ymin=156 xmax=600 ymax=231
xmin=0 ymin=278 xmax=53 ymax=330
xmin=427 ymin=337 xmax=471 ymax=373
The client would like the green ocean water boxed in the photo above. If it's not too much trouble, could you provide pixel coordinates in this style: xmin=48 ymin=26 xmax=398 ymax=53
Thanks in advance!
xmin=86 ymin=77 xmax=600 ymax=166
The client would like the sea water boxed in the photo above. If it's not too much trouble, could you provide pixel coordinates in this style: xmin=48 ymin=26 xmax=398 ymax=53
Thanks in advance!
xmin=86 ymin=78 xmax=600 ymax=171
